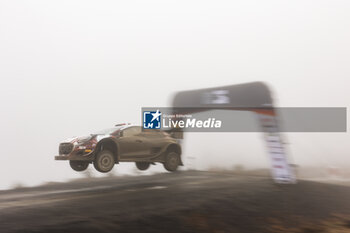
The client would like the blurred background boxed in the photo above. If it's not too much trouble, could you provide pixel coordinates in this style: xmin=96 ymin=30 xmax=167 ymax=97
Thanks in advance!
xmin=0 ymin=0 xmax=349 ymax=189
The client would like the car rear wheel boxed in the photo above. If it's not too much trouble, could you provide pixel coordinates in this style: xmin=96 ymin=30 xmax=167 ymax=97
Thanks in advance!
xmin=93 ymin=150 xmax=115 ymax=173
xmin=69 ymin=160 xmax=89 ymax=172
xmin=135 ymin=162 xmax=150 ymax=171
xmin=163 ymin=152 xmax=180 ymax=172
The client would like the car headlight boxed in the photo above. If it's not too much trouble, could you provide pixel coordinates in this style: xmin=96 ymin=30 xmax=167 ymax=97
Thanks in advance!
xmin=76 ymin=136 xmax=92 ymax=146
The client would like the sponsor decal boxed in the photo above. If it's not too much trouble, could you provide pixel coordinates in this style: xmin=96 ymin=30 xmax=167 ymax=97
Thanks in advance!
xmin=201 ymin=90 xmax=230 ymax=104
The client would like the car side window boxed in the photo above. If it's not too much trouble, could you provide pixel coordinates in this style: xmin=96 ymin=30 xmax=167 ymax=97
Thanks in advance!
xmin=122 ymin=126 xmax=141 ymax=137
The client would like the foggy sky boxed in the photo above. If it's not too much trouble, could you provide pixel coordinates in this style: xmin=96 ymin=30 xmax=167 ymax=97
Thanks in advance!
xmin=0 ymin=0 xmax=349 ymax=189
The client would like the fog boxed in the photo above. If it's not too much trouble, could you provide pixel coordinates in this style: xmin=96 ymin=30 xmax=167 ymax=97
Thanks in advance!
xmin=0 ymin=0 xmax=349 ymax=189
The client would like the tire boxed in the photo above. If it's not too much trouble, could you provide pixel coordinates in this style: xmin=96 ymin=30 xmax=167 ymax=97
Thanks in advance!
xmin=93 ymin=150 xmax=115 ymax=173
xmin=135 ymin=162 xmax=150 ymax=171
xmin=163 ymin=152 xmax=180 ymax=172
xmin=69 ymin=160 xmax=89 ymax=172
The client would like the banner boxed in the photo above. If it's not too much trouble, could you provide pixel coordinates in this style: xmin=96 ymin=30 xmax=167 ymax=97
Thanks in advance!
xmin=256 ymin=112 xmax=296 ymax=183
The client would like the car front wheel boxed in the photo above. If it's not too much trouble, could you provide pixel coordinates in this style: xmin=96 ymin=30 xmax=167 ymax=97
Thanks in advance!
xmin=69 ymin=160 xmax=89 ymax=172
xmin=163 ymin=152 xmax=180 ymax=172
xmin=93 ymin=150 xmax=115 ymax=173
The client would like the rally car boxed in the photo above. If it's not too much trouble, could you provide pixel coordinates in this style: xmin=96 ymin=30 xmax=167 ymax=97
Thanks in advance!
xmin=55 ymin=124 xmax=182 ymax=173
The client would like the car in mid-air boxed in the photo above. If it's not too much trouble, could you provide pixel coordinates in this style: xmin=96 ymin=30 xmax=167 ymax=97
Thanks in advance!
xmin=55 ymin=124 xmax=182 ymax=173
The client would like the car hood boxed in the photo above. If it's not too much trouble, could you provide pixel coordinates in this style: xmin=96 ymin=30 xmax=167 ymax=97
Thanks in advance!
xmin=63 ymin=134 xmax=111 ymax=144
xmin=63 ymin=135 xmax=93 ymax=143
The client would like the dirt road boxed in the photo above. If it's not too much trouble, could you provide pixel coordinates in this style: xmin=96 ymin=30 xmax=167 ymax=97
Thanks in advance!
xmin=1 ymin=171 xmax=350 ymax=233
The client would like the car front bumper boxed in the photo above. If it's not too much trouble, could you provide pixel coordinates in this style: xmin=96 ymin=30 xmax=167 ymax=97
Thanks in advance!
xmin=55 ymin=152 xmax=94 ymax=161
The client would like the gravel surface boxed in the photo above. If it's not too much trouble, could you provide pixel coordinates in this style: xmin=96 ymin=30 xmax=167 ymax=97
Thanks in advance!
xmin=1 ymin=171 xmax=350 ymax=233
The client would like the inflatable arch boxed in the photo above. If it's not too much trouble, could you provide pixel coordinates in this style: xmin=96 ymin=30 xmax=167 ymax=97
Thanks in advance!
xmin=172 ymin=82 xmax=296 ymax=184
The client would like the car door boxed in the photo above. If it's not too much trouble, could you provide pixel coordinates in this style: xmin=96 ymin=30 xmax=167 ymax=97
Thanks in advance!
xmin=118 ymin=126 xmax=150 ymax=159
xmin=137 ymin=130 xmax=165 ymax=158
